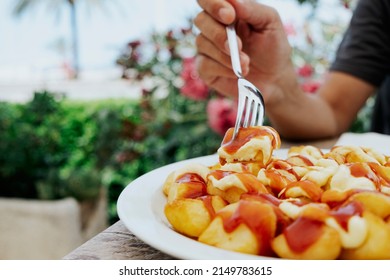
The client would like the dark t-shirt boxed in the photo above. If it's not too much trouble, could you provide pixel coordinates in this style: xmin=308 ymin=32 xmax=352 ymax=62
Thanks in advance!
xmin=330 ymin=0 xmax=390 ymax=134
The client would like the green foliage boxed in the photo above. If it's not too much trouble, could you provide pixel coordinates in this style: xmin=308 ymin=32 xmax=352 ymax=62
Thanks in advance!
xmin=0 ymin=91 xmax=105 ymax=201
xmin=0 ymin=89 xmax=222 ymax=224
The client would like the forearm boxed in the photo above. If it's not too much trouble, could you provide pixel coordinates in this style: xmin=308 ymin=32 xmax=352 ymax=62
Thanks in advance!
xmin=264 ymin=66 xmax=339 ymax=140
xmin=267 ymin=91 xmax=339 ymax=140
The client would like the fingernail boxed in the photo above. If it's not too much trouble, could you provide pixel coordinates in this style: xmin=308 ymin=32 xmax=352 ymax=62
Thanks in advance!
xmin=241 ymin=54 xmax=250 ymax=75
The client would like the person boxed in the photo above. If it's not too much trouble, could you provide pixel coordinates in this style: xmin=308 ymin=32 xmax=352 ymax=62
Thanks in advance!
xmin=194 ymin=0 xmax=390 ymax=140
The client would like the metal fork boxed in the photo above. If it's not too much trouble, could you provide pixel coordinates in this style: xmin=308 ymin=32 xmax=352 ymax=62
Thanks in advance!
xmin=226 ymin=24 xmax=265 ymax=139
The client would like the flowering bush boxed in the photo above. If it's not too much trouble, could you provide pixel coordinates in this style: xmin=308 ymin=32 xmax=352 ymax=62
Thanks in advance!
xmin=116 ymin=22 xmax=236 ymax=137
xmin=286 ymin=1 xmax=352 ymax=94
xmin=116 ymin=0 xmax=370 ymax=141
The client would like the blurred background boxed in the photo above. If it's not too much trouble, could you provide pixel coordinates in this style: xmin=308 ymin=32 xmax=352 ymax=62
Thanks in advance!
xmin=1 ymin=0 xmax=370 ymax=259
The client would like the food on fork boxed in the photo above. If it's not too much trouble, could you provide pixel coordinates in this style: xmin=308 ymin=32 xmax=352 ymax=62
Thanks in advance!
xmin=162 ymin=126 xmax=390 ymax=259
xmin=217 ymin=126 xmax=281 ymax=166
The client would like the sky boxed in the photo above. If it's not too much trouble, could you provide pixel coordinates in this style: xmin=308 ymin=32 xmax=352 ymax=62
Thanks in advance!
xmin=0 ymin=0 xmax=351 ymax=82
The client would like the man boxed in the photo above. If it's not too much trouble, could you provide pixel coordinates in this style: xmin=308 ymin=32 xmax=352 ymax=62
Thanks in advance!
xmin=194 ymin=0 xmax=390 ymax=140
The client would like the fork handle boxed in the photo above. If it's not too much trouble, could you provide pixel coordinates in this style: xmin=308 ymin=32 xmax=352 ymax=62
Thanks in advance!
xmin=226 ymin=24 xmax=242 ymax=78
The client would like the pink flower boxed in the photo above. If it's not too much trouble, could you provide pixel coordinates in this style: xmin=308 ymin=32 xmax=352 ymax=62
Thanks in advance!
xmin=283 ymin=22 xmax=296 ymax=37
xmin=297 ymin=64 xmax=314 ymax=78
xmin=301 ymin=80 xmax=321 ymax=94
xmin=180 ymin=57 xmax=209 ymax=101
xmin=207 ymin=98 xmax=237 ymax=135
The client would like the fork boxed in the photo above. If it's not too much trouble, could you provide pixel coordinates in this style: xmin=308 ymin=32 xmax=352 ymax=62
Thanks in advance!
xmin=226 ymin=24 xmax=265 ymax=139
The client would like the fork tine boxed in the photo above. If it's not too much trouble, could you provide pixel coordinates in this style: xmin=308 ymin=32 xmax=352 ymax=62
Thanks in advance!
xmin=233 ymin=110 xmax=242 ymax=138
xmin=257 ymin=100 xmax=265 ymax=126
xmin=232 ymin=86 xmax=245 ymax=138
xmin=228 ymin=23 xmax=266 ymax=138
xmin=243 ymin=97 xmax=252 ymax=127
xmin=250 ymin=100 xmax=259 ymax=126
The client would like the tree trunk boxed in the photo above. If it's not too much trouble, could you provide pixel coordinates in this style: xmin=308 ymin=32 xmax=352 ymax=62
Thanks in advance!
xmin=69 ymin=0 xmax=79 ymax=79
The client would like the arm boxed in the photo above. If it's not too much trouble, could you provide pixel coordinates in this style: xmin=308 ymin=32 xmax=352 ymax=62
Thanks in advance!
xmin=194 ymin=0 xmax=376 ymax=140
xmin=266 ymin=71 xmax=375 ymax=140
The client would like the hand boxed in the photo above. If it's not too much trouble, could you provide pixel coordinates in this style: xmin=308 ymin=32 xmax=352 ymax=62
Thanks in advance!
xmin=194 ymin=0 xmax=293 ymax=105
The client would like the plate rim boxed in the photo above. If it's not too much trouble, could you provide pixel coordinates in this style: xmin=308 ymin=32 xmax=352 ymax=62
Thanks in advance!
xmin=117 ymin=151 xmax=290 ymax=260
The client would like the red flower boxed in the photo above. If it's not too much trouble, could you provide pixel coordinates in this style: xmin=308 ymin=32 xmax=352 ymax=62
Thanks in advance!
xmin=180 ymin=57 xmax=209 ymax=100
xmin=301 ymin=80 xmax=321 ymax=94
xmin=297 ymin=64 xmax=314 ymax=78
xmin=128 ymin=40 xmax=141 ymax=49
xmin=207 ymin=98 xmax=237 ymax=135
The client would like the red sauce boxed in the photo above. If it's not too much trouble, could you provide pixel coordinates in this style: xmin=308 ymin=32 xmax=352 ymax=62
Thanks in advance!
xmin=209 ymin=170 xmax=235 ymax=180
xmin=220 ymin=127 xmax=277 ymax=155
xmin=241 ymin=194 xmax=291 ymax=235
xmin=236 ymin=173 xmax=268 ymax=194
xmin=368 ymin=162 xmax=390 ymax=186
xmin=288 ymin=155 xmax=314 ymax=166
xmin=330 ymin=201 xmax=364 ymax=231
xmin=209 ymin=170 xmax=268 ymax=194
xmin=175 ymin=173 xmax=207 ymax=198
xmin=264 ymin=170 xmax=296 ymax=194
xmin=268 ymin=160 xmax=300 ymax=179
xmin=283 ymin=180 xmax=323 ymax=202
xmin=349 ymin=163 xmax=380 ymax=189
xmin=218 ymin=200 xmax=276 ymax=255
xmin=197 ymin=196 xmax=216 ymax=218
xmin=241 ymin=193 xmax=281 ymax=206
xmin=284 ymin=217 xmax=324 ymax=253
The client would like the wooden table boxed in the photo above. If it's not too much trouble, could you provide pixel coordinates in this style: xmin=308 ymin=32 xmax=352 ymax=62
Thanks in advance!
xmin=63 ymin=137 xmax=338 ymax=260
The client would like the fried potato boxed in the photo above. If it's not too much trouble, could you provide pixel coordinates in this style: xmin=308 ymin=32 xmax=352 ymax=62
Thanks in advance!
xmin=340 ymin=211 xmax=390 ymax=259
xmin=207 ymin=170 xmax=268 ymax=203
xmin=199 ymin=201 xmax=277 ymax=256
xmin=162 ymin=163 xmax=210 ymax=196
xmin=164 ymin=196 xmax=227 ymax=238
xmin=347 ymin=191 xmax=390 ymax=219
xmin=162 ymin=125 xmax=390 ymax=259
xmin=217 ymin=126 xmax=281 ymax=166
xmin=272 ymin=218 xmax=341 ymax=260
xmin=329 ymin=163 xmax=379 ymax=192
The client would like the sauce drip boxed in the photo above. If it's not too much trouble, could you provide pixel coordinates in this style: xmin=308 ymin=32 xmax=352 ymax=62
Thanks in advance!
xmin=349 ymin=163 xmax=380 ymax=189
xmin=218 ymin=200 xmax=275 ymax=255
xmin=221 ymin=127 xmax=275 ymax=155
xmin=283 ymin=180 xmax=323 ymax=202
xmin=175 ymin=173 xmax=207 ymax=198
xmin=210 ymin=170 xmax=268 ymax=194
xmin=264 ymin=170 xmax=295 ymax=194
xmin=209 ymin=170 xmax=235 ymax=180
xmin=288 ymin=155 xmax=314 ymax=166
xmin=284 ymin=217 xmax=324 ymax=253
xmin=197 ymin=196 xmax=216 ymax=218
xmin=241 ymin=193 xmax=291 ymax=235
xmin=268 ymin=160 xmax=300 ymax=179
xmin=330 ymin=201 xmax=364 ymax=231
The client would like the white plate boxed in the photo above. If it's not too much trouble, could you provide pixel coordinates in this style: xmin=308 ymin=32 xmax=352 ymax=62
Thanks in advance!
xmin=117 ymin=150 xmax=289 ymax=260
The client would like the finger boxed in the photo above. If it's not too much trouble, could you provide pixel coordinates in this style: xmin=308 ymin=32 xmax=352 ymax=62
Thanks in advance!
xmin=196 ymin=55 xmax=239 ymax=98
xmin=194 ymin=11 xmax=229 ymax=52
xmin=196 ymin=34 xmax=231 ymax=68
xmin=197 ymin=0 xmax=235 ymax=24
xmin=196 ymin=33 xmax=250 ymax=76
xmin=230 ymin=0 xmax=281 ymax=30
xmin=195 ymin=12 xmax=247 ymax=58
xmin=211 ymin=77 xmax=239 ymax=99
xmin=196 ymin=54 xmax=236 ymax=84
